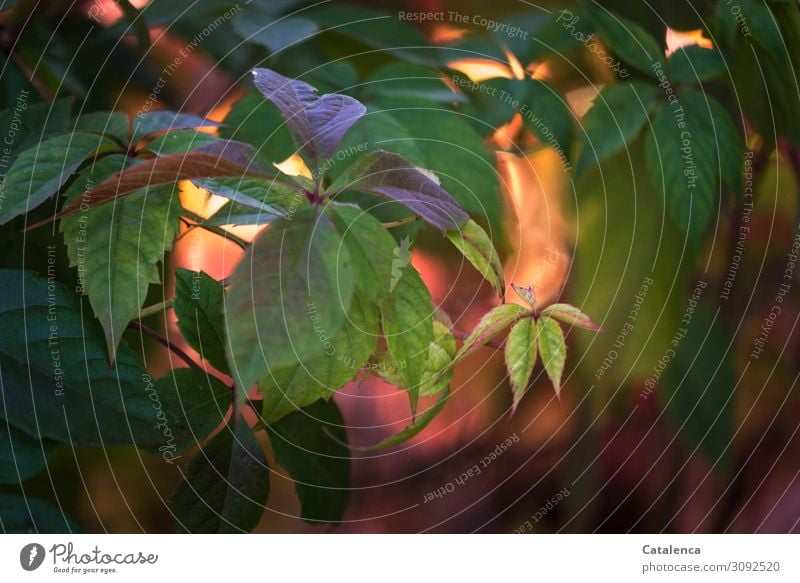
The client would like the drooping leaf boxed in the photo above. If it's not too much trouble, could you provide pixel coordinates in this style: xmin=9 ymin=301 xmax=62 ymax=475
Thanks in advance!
xmin=537 ymin=316 xmax=567 ymax=397
xmin=455 ymin=303 xmax=529 ymax=362
xmin=149 ymin=368 xmax=232 ymax=454
xmin=266 ymin=399 xmax=350 ymax=523
xmin=505 ymin=317 xmax=537 ymax=412
xmin=667 ymin=45 xmax=727 ymax=84
xmin=60 ymin=156 xmax=181 ymax=359
xmin=540 ymin=303 xmax=604 ymax=332
xmin=172 ymin=416 xmax=268 ymax=533
xmin=329 ymin=149 xmax=468 ymax=232
xmin=0 ymin=421 xmax=55 ymax=483
xmin=327 ymin=202 xmax=398 ymax=304
xmin=225 ymin=206 xmax=353 ymax=391
xmin=379 ymin=265 xmax=434 ymax=413
xmin=446 ymin=218 xmax=505 ymax=296
xmin=0 ymin=495 xmax=79 ymax=533
xmin=259 ymin=293 xmax=378 ymax=423
xmin=585 ymin=5 xmax=666 ymax=77
xmin=0 ymin=132 xmax=117 ymax=225
xmin=251 ymin=68 xmax=366 ymax=173
xmin=194 ymin=177 xmax=299 ymax=220
xmin=130 ymin=111 xmax=221 ymax=144
xmin=174 ymin=268 xmax=229 ymax=374
xmin=0 ymin=269 xmax=182 ymax=448
xmin=576 ymin=82 xmax=660 ymax=174
xmin=662 ymin=307 xmax=735 ymax=474
xmin=49 ymin=151 xmax=274 ymax=223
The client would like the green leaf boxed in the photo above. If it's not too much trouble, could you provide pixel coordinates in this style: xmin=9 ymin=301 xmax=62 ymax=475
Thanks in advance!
xmin=540 ymin=303 xmax=604 ymax=332
xmin=220 ymin=93 xmax=296 ymax=168
xmin=0 ymin=495 xmax=79 ymax=533
xmin=454 ymin=76 xmax=523 ymax=134
xmin=130 ymin=111 xmax=220 ymax=144
xmin=662 ymin=307 xmax=734 ymax=474
xmin=577 ymin=82 xmax=660 ymax=174
xmin=520 ymin=79 xmax=574 ymax=164
xmin=72 ymin=111 xmax=129 ymax=142
xmin=380 ymin=265 xmax=434 ymax=414
xmin=266 ymin=399 xmax=350 ymax=523
xmin=644 ymin=100 xmax=717 ymax=250
xmin=363 ymin=63 xmax=462 ymax=103
xmin=667 ymin=45 xmax=727 ymax=84
xmin=505 ymin=317 xmax=537 ymax=412
xmin=455 ymin=303 xmax=529 ymax=362
xmin=328 ymin=203 xmax=398 ymax=304
xmin=145 ymin=130 xmax=218 ymax=156
xmin=537 ymin=316 xmax=567 ymax=397
xmin=150 ymin=368 xmax=232 ymax=455
xmin=0 ymin=99 xmax=71 ymax=167
xmin=419 ymin=320 xmax=456 ymax=397
xmin=307 ymin=4 xmax=434 ymax=65
xmin=233 ymin=12 xmax=318 ymax=53
xmin=60 ymin=156 xmax=181 ymax=359
xmin=0 ymin=132 xmax=117 ymax=225
xmin=447 ymin=218 xmax=505 ymax=297
xmin=259 ymin=293 xmax=378 ymax=423
xmin=0 ymin=269 xmax=181 ymax=448
xmin=174 ymin=268 xmax=229 ymax=374
xmin=172 ymin=416 xmax=268 ymax=533
xmin=225 ymin=206 xmax=353 ymax=391
xmin=738 ymin=0 xmax=783 ymax=62
xmin=0 ymin=421 xmax=55 ymax=483
xmin=585 ymin=5 xmax=666 ymax=77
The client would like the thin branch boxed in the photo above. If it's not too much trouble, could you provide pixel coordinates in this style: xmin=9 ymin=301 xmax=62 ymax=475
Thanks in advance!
xmin=382 ymin=215 xmax=418 ymax=229
xmin=138 ymin=298 xmax=174 ymax=319
xmin=127 ymin=320 xmax=204 ymax=372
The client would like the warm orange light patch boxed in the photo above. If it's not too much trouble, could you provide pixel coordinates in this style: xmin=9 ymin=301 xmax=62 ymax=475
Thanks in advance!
xmin=499 ymin=150 xmax=569 ymax=308
xmin=665 ymin=28 xmax=713 ymax=56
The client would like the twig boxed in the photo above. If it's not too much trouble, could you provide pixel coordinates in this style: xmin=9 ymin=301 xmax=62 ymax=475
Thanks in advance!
xmin=127 ymin=321 xmax=204 ymax=372
xmin=138 ymin=298 xmax=174 ymax=319
xmin=382 ymin=215 xmax=418 ymax=229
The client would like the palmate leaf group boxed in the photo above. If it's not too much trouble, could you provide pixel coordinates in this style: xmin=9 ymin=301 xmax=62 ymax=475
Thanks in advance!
xmin=0 ymin=64 xmax=598 ymax=533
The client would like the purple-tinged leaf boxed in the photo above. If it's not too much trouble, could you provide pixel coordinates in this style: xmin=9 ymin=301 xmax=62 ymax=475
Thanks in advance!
xmin=512 ymin=284 xmax=536 ymax=309
xmin=251 ymin=68 xmax=365 ymax=172
xmin=540 ymin=303 xmax=605 ymax=332
xmin=329 ymin=150 xmax=469 ymax=231
xmin=131 ymin=111 xmax=222 ymax=143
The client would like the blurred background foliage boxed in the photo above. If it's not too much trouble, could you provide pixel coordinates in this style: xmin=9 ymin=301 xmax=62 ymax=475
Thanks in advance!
xmin=2 ymin=0 xmax=800 ymax=532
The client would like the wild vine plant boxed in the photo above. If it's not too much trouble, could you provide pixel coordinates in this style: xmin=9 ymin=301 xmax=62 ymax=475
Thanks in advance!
xmin=1 ymin=68 xmax=599 ymax=532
